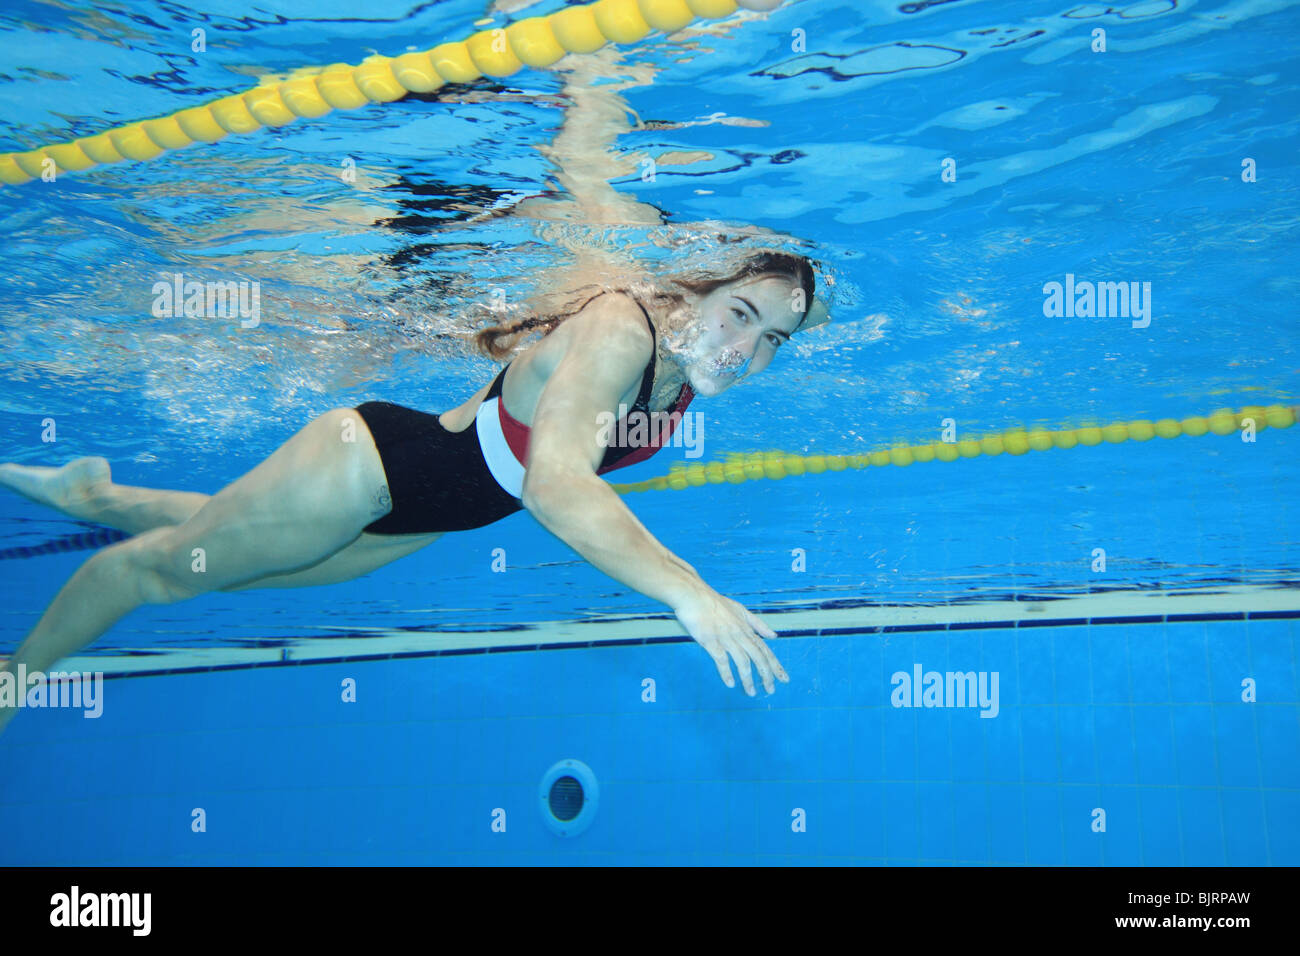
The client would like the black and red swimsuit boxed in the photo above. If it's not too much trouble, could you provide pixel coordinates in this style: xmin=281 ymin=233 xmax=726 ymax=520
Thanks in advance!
xmin=356 ymin=299 xmax=694 ymax=535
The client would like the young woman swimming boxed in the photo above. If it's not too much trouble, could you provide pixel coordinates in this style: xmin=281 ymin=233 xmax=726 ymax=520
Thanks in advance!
xmin=0 ymin=250 xmax=828 ymax=730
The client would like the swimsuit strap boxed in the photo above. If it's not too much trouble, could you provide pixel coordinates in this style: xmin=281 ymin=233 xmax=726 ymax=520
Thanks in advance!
xmin=486 ymin=291 xmax=659 ymax=411
xmin=485 ymin=362 xmax=508 ymax=400
xmin=629 ymin=298 xmax=657 ymax=412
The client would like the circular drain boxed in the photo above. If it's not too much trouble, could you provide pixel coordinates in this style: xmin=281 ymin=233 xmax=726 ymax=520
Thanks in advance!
xmin=549 ymin=776 xmax=583 ymax=820
xmin=539 ymin=760 xmax=599 ymax=837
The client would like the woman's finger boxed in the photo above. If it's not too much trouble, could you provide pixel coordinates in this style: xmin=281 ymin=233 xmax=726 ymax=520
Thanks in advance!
xmin=702 ymin=637 xmax=735 ymax=689
xmin=754 ymin=636 xmax=788 ymax=684
xmin=745 ymin=609 xmax=779 ymax=641
xmin=747 ymin=626 xmax=787 ymax=681
xmin=733 ymin=629 xmax=776 ymax=695
xmin=742 ymin=611 xmax=787 ymax=683
xmin=720 ymin=635 xmax=757 ymax=696
xmin=734 ymin=630 xmax=776 ymax=694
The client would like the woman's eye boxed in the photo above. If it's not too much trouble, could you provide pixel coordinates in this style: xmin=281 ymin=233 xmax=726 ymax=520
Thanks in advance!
xmin=731 ymin=307 xmax=747 ymax=321
xmin=766 ymin=333 xmax=783 ymax=348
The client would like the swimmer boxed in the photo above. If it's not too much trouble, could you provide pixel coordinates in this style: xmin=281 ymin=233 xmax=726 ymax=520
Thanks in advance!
xmin=0 ymin=250 xmax=829 ymax=731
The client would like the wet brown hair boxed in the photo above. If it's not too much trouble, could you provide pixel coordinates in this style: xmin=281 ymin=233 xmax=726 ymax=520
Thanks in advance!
xmin=473 ymin=250 xmax=816 ymax=361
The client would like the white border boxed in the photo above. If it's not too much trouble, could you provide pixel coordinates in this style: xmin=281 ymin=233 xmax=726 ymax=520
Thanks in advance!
xmin=56 ymin=584 xmax=1300 ymax=675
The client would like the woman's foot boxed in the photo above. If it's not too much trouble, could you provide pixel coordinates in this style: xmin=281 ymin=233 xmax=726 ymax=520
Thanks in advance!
xmin=0 ymin=456 xmax=111 ymax=511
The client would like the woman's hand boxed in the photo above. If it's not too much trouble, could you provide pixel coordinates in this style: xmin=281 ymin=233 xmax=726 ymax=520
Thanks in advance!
xmin=673 ymin=588 xmax=789 ymax=696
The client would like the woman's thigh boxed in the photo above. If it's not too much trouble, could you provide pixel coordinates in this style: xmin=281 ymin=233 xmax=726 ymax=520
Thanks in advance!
xmin=141 ymin=407 xmax=393 ymax=597
xmin=219 ymin=530 xmax=441 ymax=591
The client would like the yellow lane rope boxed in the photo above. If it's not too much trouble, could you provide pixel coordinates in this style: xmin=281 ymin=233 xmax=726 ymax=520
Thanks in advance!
xmin=0 ymin=0 xmax=752 ymax=184
xmin=609 ymin=403 xmax=1298 ymax=494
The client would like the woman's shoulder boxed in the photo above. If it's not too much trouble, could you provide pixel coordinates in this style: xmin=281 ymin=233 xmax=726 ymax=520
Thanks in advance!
xmin=555 ymin=289 xmax=654 ymax=357
xmin=509 ymin=289 xmax=655 ymax=406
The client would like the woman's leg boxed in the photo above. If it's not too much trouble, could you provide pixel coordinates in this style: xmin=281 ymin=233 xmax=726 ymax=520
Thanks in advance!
xmin=0 ymin=456 xmax=440 ymax=591
xmin=218 ymin=530 xmax=440 ymax=591
xmin=0 ymin=457 xmax=208 ymax=534
xmin=0 ymin=407 xmax=395 ymax=728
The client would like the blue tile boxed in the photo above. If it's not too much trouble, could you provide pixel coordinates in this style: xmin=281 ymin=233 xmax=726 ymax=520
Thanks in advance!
xmin=881 ymin=639 xmax=918 ymax=705
xmin=4 ymin=615 xmax=1284 ymax=865
xmin=479 ymin=717 xmax=522 ymax=786
xmin=1015 ymin=629 xmax=1056 ymax=707
xmin=1171 ymin=705 xmax=1219 ymax=788
xmin=1128 ymin=628 xmax=1172 ymax=705
xmin=1255 ymin=704 xmax=1300 ymax=789
xmin=758 ymin=780 xmax=817 ymax=857
xmin=652 ymin=714 xmax=713 ymax=781
xmin=1213 ymin=704 xmax=1262 ymax=789
xmin=1057 ymin=706 xmax=1097 ymax=784
xmin=882 ymin=706 xmax=918 ymax=780
xmin=1221 ymin=788 xmax=1268 ymax=865
xmin=813 ymin=639 xmax=857 ymax=709
xmin=1088 ymin=625 xmax=1131 ymax=705
xmin=910 ymin=631 xmax=948 ymax=670
xmin=1133 ymin=706 xmax=1177 ymax=786
xmin=722 ymin=779 xmax=759 ymax=855
xmin=850 ymin=631 xmax=885 ymax=697
xmin=1020 ymin=708 xmax=1059 ymax=785
xmin=602 ymin=780 xmax=667 ymax=854
xmin=478 ymin=784 xmax=532 ymax=852
xmin=851 ymin=782 xmax=887 ymax=861
xmin=881 ymin=781 xmax=919 ymax=863
xmin=952 ymin=782 xmax=992 ymax=863
xmin=1137 ymin=787 xmax=1182 ymax=865
xmin=948 ymin=707 xmax=986 ymax=783
xmin=917 ymin=781 xmax=956 ymax=862
xmin=501 ymin=717 xmax=551 ymax=783
xmin=1096 ymin=785 xmax=1142 ymax=866
xmin=1178 ymin=787 xmax=1226 ymax=865
xmin=846 ymin=705 xmax=884 ymax=781
xmin=1094 ymin=706 xmax=1136 ymax=785
xmin=977 ymin=629 xmax=1018 ymax=680
xmin=775 ymin=705 xmax=830 ymax=782
xmin=1023 ymin=786 xmax=1065 ymax=865
xmin=914 ymin=709 xmax=951 ymax=781
xmin=1060 ymin=787 xmax=1106 ymax=866
xmin=1246 ymin=619 xmax=1297 ymax=702
xmin=1165 ymin=623 xmax=1211 ymax=703
xmin=1206 ymin=622 xmax=1252 ymax=703
xmin=1052 ymin=630 xmax=1092 ymax=705
xmin=1263 ymin=788 xmax=1300 ymax=865
xmin=818 ymin=779 xmax=860 ymax=860
xmin=983 ymin=707 xmax=1022 ymax=784
xmin=667 ymin=781 xmax=710 ymax=850
xmin=775 ymin=638 xmax=832 ymax=708
xmin=686 ymin=785 xmax=728 ymax=853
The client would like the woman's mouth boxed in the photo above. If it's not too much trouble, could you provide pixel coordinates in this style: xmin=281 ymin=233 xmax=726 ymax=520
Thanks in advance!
xmin=707 ymin=348 xmax=751 ymax=378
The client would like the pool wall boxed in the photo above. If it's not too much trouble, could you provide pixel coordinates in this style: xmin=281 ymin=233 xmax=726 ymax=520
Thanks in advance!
xmin=1 ymin=613 xmax=1295 ymax=865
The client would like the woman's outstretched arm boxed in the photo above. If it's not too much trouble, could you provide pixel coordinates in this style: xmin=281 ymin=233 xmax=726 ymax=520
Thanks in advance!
xmin=520 ymin=297 xmax=787 ymax=697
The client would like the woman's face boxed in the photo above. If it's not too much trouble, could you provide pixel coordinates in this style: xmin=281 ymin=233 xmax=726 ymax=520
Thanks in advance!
xmin=667 ymin=274 xmax=805 ymax=397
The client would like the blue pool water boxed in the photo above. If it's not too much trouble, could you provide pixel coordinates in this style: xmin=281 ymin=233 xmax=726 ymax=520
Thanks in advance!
xmin=1 ymin=0 xmax=1297 ymax=864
